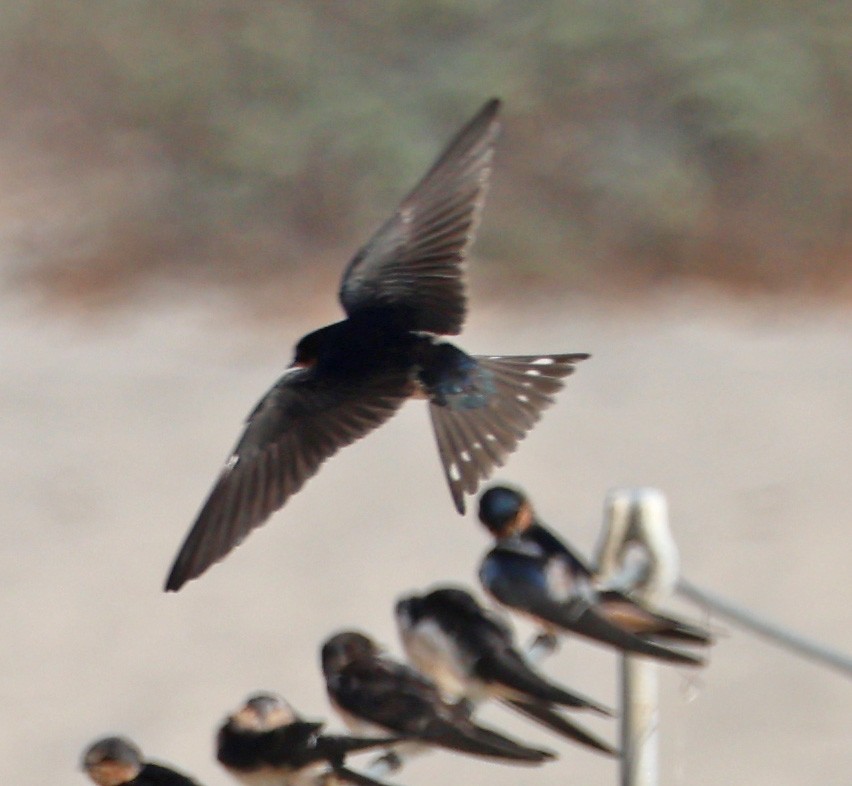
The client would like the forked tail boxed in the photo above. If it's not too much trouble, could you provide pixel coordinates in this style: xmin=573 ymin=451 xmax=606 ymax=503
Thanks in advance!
xmin=428 ymin=353 xmax=589 ymax=513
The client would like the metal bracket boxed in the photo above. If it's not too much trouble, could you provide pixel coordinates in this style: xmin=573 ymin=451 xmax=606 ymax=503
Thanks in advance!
xmin=595 ymin=487 xmax=680 ymax=603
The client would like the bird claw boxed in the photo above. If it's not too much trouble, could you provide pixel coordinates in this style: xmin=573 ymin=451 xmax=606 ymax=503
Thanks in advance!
xmin=527 ymin=632 xmax=560 ymax=661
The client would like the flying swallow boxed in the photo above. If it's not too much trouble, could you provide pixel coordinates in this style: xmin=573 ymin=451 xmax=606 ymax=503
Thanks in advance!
xmin=165 ymin=99 xmax=589 ymax=591
xmin=81 ymin=736 xmax=202 ymax=786
xmin=395 ymin=586 xmax=616 ymax=755
xmin=477 ymin=485 xmax=712 ymax=665
xmin=320 ymin=630 xmax=554 ymax=765
xmin=216 ymin=692 xmax=400 ymax=786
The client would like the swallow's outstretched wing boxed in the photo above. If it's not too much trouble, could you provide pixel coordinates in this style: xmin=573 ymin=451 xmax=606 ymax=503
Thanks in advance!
xmin=339 ymin=100 xmax=501 ymax=336
xmin=166 ymin=368 xmax=410 ymax=590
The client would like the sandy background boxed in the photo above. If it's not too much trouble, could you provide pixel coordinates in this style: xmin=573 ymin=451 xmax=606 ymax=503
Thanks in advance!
xmin=2 ymin=285 xmax=851 ymax=785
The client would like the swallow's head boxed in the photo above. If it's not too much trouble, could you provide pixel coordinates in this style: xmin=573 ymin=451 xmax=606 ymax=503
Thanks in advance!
xmin=394 ymin=594 xmax=422 ymax=631
xmin=292 ymin=321 xmax=348 ymax=368
xmin=478 ymin=485 xmax=534 ymax=538
xmin=321 ymin=631 xmax=379 ymax=677
xmin=81 ymin=737 xmax=143 ymax=786
xmin=291 ymin=331 xmax=322 ymax=368
xmin=231 ymin=692 xmax=297 ymax=732
xmin=396 ymin=586 xmax=483 ymax=635
xmin=425 ymin=586 xmax=484 ymax=619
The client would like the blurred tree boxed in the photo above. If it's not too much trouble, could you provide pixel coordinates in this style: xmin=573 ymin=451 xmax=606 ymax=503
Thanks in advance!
xmin=0 ymin=0 xmax=848 ymax=302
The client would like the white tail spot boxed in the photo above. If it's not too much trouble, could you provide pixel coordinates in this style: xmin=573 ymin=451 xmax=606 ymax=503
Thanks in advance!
xmin=460 ymin=450 xmax=471 ymax=463
xmin=225 ymin=454 xmax=239 ymax=470
xmin=525 ymin=369 xmax=542 ymax=377
xmin=448 ymin=463 xmax=461 ymax=481
xmin=517 ymin=394 xmax=530 ymax=403
xmin=485 ymin=434 xmax=497 ymax=442
xmin=532 ymin=357 xmax=555 ymax=365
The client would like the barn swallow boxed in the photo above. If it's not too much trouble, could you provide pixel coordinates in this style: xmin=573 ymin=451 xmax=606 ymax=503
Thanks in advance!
xmin=395 ymin=586 xmax=616 ymax=755
xmin=216 ymin=692 xmax=399 ymax=786
xmin=81 ymin=736 xmax=202 ymax=786
xmin=477 ymin=485 xmax=712 ymax=665
xmin=165 ymin=99 xmax=589 ymax=591
xmin=320 ymin=630 xmax=554 ymax=765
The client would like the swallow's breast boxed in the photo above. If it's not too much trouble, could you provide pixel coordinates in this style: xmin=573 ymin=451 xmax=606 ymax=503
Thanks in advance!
xmin=401 ymin=620 xmax=476 ymax=699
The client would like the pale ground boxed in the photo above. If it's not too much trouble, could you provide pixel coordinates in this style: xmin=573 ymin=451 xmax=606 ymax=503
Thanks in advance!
xmin=2 ymin=284 xmax=850 ymax=786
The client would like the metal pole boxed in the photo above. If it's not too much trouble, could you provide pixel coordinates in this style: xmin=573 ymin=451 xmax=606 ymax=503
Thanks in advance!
xmin=619 ymin=652 xmax=659 ymax=786
xmin=595 ymin=488 xmax=681 ymax=786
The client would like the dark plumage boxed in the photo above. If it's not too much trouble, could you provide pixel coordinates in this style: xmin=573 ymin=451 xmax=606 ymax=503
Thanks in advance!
xmin=477 ymin=485 xmax=713 ymax=665
xmin=81 ymin=737 xmax=202 ymax=786
xmin=396 ymin=586 xmax=617 ymax=755
xmin=321 ymin=630 xmax=554 ymax=764
xmin=165 ymin=100 xmax=588 ymax=591
xmin=216 ymin=692 xmax=398 ymax=786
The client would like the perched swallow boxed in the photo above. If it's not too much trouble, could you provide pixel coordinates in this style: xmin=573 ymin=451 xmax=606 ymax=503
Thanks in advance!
xmin=395 ymin=586 xmax=616 ymax=755
xmin=477 ymin=485 xmax=712 ymax=665
xmin=81 ymin=736 xmax=201 ymax=786
xmin=216 ymin=692 xmax=399 ymax=786
xmin=321 ymin=630 xmax=554 ymax=764
xmin=165 ymin=99 xmax=589 ymax=591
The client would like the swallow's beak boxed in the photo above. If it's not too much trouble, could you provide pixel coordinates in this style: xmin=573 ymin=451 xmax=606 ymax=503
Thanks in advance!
xmin=289 ymin=357 xmax=315 ymax=369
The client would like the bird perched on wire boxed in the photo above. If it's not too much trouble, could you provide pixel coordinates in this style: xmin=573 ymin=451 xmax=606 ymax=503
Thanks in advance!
xmin=81 ymin=736 xmax=202 ymax=786
xmin=320 ymin=630 xmax=554 ymax=767
xmin=476 ymin=485 xmax=712 ymax=665
xmin=216 ymin=692 xmax=400 ymax=786
xmin=165 ymin=99 xmax=588 ymax=591
xmin=395 ymin=586 xmax=617 ymax=755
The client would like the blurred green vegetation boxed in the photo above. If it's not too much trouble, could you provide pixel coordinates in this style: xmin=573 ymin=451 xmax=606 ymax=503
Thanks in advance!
xmin=0 ymin=0 xmax=849 ymax=301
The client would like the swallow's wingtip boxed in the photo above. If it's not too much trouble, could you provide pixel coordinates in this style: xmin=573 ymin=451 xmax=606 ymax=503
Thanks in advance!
xmin=484 ymin=97 xmax=502 ymax=114
xmin=164 ymin=539 xmax=211 ymax=591
xmin=590 ymin=702 xmax=616 ymax=718
xmin=163 ymin=575 xmax=182 ymax=593
xmin=666 ymin=650 xmax=706 ymax=667
xmin=164 ymin=561 xmax=190 ymax=592
xmin=450 ymin=490 xmax=466 ymax=515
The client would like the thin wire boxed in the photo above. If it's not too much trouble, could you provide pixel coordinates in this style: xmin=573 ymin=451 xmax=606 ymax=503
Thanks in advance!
xmin=677 ymin=577 xmax=852 ymax=679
